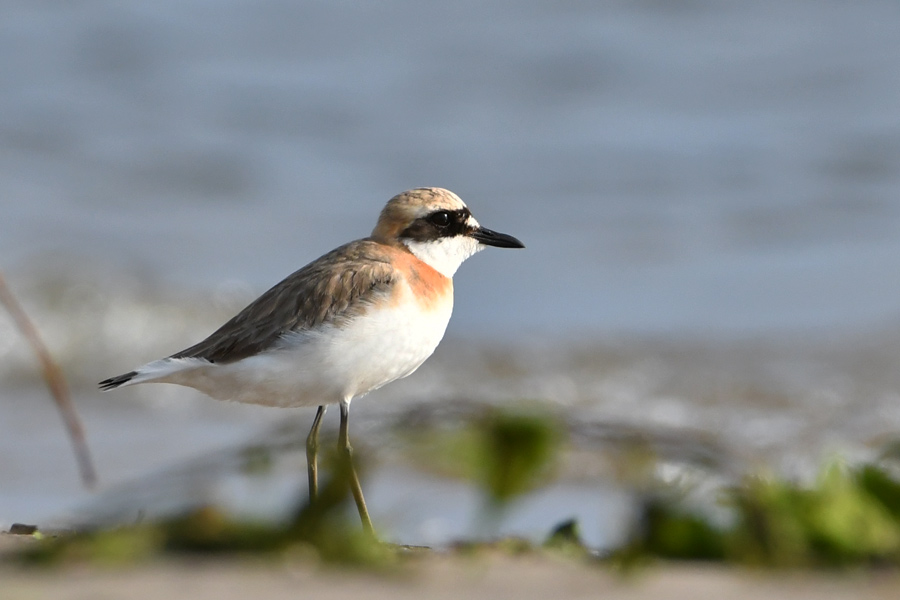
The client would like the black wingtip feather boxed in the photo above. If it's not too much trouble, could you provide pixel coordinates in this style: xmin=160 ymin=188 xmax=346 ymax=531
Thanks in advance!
xmin=98 ymin=371 xmax=138 ymax=391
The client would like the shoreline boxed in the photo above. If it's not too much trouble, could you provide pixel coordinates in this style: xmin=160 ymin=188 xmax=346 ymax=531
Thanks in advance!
xmin=3 ymin=535 xmax=898 ymax=600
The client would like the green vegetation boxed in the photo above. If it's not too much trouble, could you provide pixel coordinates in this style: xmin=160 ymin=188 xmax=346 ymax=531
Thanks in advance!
xmin=14 ymin=450 xmax=395 ymax=568
xmin=399 ymin=405 xmax=561 ymax=510
xmin=478 ymin=408 xmax=561 ymax=507
xmin=619 ymin=460 xmax=900 ymax=568
xmin=8 ymin=405 xmax=900 ymax=571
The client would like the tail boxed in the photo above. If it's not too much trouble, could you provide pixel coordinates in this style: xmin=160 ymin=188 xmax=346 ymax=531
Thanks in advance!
xmin=99 ymin=371 xmax=139 ymax=391
xmin=99 ymin=357 xmax=210 ymax=392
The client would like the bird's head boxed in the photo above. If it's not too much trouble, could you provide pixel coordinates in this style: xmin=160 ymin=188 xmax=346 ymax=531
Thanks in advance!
xmin=372 ymin=187 xmax=524 ymax=278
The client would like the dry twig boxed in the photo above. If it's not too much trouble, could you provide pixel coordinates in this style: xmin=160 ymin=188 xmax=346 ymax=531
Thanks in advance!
xmin=0 ymin=271 xmax=97 ymax=488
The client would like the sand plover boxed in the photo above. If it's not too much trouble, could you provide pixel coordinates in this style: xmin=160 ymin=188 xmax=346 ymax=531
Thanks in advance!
xmin=99 ymin=187 xmax=524 ymax=534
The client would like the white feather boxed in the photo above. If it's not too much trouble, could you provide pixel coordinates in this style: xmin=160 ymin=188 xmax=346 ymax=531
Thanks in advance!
xmin=403 ymin=235 xmax=483 ymax=278
xmin=122 ymin=282 xmax=453 ymax=407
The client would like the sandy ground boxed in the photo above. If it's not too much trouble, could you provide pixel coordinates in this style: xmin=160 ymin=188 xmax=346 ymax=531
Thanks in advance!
xmin=2 ymin=534 xmax=899 ymax=600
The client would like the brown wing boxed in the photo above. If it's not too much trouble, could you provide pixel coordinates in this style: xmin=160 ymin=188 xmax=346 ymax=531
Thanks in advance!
xmin=171 ymin=239 xmax=397 ymax=363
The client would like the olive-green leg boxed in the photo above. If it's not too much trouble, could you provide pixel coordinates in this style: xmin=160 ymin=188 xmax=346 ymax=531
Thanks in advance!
xmin=339 ymin=402 xmax=374 ymax=537
xmin=306 ymin=405 xmax=327 ymax=502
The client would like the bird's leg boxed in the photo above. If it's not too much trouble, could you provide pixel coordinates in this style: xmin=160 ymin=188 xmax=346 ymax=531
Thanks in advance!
xmin=306 ymin=405 xmax=327 ymax=504
xmin=339 ymin=402 xmax=375 ymax=537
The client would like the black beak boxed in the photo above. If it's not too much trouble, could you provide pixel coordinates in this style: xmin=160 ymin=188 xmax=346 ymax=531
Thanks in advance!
xmin=470 ymin=226 xmax=525 ymax=249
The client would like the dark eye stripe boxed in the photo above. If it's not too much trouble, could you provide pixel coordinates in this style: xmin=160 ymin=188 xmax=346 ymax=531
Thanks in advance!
xmin=400 ymin=208 xmax=471 ymax=242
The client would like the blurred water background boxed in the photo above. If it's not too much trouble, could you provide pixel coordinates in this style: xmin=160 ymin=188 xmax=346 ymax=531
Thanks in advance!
xmin=3 ymin=0 xmax=900 ymax=548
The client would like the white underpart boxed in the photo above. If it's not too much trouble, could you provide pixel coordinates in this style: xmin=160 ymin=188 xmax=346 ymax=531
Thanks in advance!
xmin=118 ymin=280 xmax=454 ymax=408
xmin=404 ymin=215 xmax=485 ymax=278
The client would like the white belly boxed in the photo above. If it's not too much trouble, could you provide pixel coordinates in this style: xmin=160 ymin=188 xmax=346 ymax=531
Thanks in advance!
xmin=150 ymin=286 xmax=453 ymax=407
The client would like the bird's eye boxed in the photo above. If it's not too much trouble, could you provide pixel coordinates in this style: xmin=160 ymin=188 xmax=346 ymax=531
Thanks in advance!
xmin=429 ymin=211 xmax=451 ymax=227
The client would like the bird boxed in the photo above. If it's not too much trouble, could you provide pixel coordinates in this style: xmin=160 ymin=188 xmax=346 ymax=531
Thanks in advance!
xmin=99 ymin=187 xmax=524 ymax=535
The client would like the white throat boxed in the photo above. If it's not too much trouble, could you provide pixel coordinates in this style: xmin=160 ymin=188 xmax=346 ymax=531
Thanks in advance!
xmin=403 ymin=236 xmax=483 ymax=278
